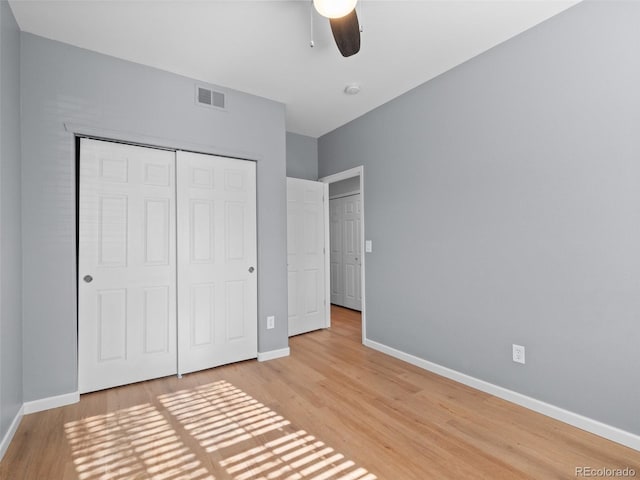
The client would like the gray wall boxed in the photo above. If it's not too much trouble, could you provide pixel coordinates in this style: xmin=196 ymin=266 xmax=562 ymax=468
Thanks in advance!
xmin=21 ymin=33 xmax=288 ymax=402
xmin=319 ymin=0 xmax=640 ymax=435
xmin=0 ymin=0 xmax=23 ymax=443
xmin=286 ymin=132 xmax=317 ymax=180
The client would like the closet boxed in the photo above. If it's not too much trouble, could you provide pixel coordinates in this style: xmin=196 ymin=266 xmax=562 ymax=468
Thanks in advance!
xmin=78 ymin=138 xmax=257 ymax=393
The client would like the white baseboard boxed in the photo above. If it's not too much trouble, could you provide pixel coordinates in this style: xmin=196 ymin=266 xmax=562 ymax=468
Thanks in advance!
xmin=257 ymin=347 xmax=290 ymax=362
xmin=23 ymin=391 xmax=79 ymax=415
xmin=364 ymin=338 xmax=640 ymax=452
xmin=0 ymin=405 xmax=24 ymax=461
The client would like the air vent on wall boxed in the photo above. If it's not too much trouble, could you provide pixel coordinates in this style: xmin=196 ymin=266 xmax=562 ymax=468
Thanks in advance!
xmin=195 ymin=85 xmax=226 ymax=110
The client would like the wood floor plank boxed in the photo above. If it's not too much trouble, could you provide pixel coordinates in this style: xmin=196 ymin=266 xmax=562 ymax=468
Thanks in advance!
xmin=1 ymin=306 xmax=638 ymax=479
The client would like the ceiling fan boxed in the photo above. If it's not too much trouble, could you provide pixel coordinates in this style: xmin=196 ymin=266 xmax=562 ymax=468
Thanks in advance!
xmin=313 ymin=0 xmax=361 ymax=57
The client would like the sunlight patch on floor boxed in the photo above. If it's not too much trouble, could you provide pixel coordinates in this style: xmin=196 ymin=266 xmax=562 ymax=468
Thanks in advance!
xmin=159 ymin=380 xmax=377 ymax=480
xmin=64 ymin=403 xmax=214 ymax=480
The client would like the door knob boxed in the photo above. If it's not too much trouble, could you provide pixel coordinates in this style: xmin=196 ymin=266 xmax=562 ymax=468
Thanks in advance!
xmin=248 ymin=267 xmax=255 ymax=273
xmin=83 ymin=275 xmax=93 ymax=283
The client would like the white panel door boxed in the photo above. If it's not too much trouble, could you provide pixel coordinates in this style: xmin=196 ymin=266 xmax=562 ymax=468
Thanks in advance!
xmin=78 ymin=138 xmax=177 ymax=393
xmin=329 ymin=194 xmax=362 ymax=311
xmin=177 ymin=151 xmax=257 ymax=375
xmin=329 ymin=197 xmax=343 ymax=305
xmin=287 ymin=178 xmax=328 ymax=336
xmin=342 ymin=195 xmax=362 ymax=311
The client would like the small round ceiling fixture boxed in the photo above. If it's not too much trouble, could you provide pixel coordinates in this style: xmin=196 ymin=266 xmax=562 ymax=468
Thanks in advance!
xmin=344 ymin=84 xmax=360 ymax=95
xmin=313 ymin=0 xmax=358 ymax=19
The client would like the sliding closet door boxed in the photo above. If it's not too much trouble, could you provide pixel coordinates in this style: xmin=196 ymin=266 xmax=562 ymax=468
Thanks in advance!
xmin=78 ymin=138 xmax=177 ymax=393
xmin=177 ymin=151 xmax=257 ymax=375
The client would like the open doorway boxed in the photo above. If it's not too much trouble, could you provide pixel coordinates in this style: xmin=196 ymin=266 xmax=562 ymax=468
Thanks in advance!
xmin=319 ymin=167 xmax=366 ymax=344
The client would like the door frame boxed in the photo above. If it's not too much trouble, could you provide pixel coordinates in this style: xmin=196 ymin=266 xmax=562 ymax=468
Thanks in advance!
xmin=319 ymin=166 xmax=366 ymax=344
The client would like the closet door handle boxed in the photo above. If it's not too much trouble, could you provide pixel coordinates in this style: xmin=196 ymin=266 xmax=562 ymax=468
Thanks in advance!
xmin=83 ymin=275 xmax=93 ymax=283
xmin=248 ymin=267 xmax=255 ymax=273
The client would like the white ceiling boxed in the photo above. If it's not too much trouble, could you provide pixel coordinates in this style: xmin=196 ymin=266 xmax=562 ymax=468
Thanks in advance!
xmin=9 ymin=0 xmax=580 ymax=138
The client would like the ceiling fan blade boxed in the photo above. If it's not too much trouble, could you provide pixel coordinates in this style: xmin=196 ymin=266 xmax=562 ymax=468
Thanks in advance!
xmin=329 ymin=9 xmax=361 ymax=58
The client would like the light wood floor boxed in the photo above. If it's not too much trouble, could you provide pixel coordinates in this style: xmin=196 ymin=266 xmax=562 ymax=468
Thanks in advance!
xmin=2 ymin=306 xmax=638 ymax=479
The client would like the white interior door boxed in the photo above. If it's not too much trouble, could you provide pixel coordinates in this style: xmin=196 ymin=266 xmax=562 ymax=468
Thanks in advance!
xmin=330 ymin=198 xmax=343 ymax=305
xmin=287 ymin=178 xmax=328 ymax=336
xmin=342 ymin=194 xmax=362 ymax=311
xmin=329 ymin=194 xmax=362 ymax=311
xmin=79 ymin=138 xmax=177 ymax=393
xmin=177 ymin=151 xmax=257 ymax=375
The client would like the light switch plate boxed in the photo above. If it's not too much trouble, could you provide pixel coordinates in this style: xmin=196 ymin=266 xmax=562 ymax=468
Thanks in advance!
xmin=365 ymin=240 xmax=372 ymax=253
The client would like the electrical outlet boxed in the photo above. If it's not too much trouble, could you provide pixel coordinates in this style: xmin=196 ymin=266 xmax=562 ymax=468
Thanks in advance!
xmin=512 ymin=344 xmax=525 ymax=364
xmin=267 ymin=316 xmax=275 ymax=329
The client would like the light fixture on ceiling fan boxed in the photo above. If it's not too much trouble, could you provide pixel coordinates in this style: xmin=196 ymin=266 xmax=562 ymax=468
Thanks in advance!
xmin=313 ymin=0 xmax=361 ymax=57
xmin=313 ymin=0 xmax=357 ymax=18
